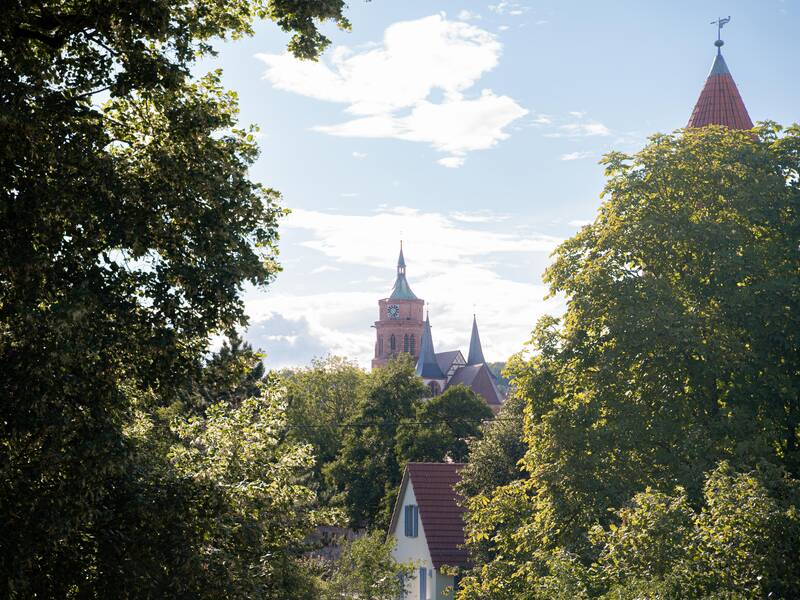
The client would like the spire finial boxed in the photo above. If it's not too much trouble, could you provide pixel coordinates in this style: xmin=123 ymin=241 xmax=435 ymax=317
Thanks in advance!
xmin=711 ymin=16 xmax=730 ymax=53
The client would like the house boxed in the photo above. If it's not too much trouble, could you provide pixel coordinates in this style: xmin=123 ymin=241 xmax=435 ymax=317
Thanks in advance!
xmin=388 ymin=463 xmax=469 ymax=600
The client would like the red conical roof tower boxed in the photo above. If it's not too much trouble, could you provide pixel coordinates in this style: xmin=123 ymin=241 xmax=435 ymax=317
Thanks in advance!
xmin=687 ymin=18 xmax=753 ymax=130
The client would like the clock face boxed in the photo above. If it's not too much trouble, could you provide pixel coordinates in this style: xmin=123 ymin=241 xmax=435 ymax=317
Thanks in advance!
xmin=387 ymin=304 xmax=400 ymax=319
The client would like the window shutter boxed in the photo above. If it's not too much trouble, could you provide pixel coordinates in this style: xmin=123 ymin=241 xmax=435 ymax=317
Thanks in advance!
xmin=413 ymin=505 xmax=419 ymax=537
xmin=419 ymin=567 xmax=427 ymax=599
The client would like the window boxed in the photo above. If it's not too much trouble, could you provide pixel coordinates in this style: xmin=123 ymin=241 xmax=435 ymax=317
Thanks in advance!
xmin=390 ymin=334 xmax=396 ymax=352
xmin=419 ymin=567 xmax=427 ymax=599
xmin=428 ymin=381 xmax=440 ymax=396
xmin=410 ymin=334 xmax=415 ymax=356
xmin=404 ymin=504 xmax=418 ymax=538
xmin=378 ymin=336 xmax=383 ymax=356
xmin=404 ymin=334 xmax=409 ymax=353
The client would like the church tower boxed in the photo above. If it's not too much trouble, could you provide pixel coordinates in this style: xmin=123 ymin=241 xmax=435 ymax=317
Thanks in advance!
xmin=372 ymin=243 xmax=425 ymax=369
xmin=687 ymin=17 xmax=753 ymax=130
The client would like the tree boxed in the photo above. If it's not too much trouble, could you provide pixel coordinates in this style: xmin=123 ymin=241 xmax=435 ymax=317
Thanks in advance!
xmin=457 ymin=392 xmax=526 ymax=499
xmin=1 ymin=1 xmax=350 ymax=595
xmin=282 ymin=355 xmax=366 ymax=499
xmin=166 ymin=385 xmax=327 ymax=599
xmin=325 ymin=355 xmax=428 ymax=529
xmin=185 ymin=333 xmax=266 ymax=413
xmin=318 ymin=531 xmax=414 ymax=600
xmin=458 ymin=125 xmax=800 ymax=598
xmin=396 ymin=385 xmax=493 ymax=464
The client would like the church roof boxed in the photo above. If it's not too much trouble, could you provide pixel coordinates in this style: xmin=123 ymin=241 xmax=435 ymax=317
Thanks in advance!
xmin=448 ymin=363 xmax=503 ymax=407
xmin=389 ymin=275 xmax=417 ymax=300
xmin=416 ymin=314 xmax=446 ymax=380
xmin=687 ymin=46 xmax=753 ymax=130
xmin=435 ymin=350 xmax=464 ymax=375
xmin=467 ymin=315 xmax=486 ymax=365
xmin=389 ymin=245 xmax=418 ymax=300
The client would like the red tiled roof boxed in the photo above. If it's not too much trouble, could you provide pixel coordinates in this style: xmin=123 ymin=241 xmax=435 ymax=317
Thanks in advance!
xmin=406 ymin=463 xmax=469 ymax=569
xmin=687 ymin=52 xmax=753 ymax=130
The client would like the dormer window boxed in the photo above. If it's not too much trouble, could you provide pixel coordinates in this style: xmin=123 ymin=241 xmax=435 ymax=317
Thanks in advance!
xmin=404 ymin=504 xmax=419 ymax=537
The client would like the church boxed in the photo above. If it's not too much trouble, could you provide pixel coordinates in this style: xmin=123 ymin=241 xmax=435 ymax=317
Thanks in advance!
xmin=371 ymin=245 xmax=504 ymax=411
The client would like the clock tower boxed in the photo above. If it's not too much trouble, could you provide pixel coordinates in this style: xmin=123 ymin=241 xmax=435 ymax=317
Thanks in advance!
xmin=372 ymin=243 xmax=425 ymax=369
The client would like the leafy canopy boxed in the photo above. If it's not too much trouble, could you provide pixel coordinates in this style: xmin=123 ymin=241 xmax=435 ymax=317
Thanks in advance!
xmin=458 ymin=124 xmax=800 ymax=599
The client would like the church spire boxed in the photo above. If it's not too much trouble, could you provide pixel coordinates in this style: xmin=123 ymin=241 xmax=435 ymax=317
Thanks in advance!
xmin=467 ymin=314 xmax=486 ymax=365
xmin=687 ymin=17 xmax=753 ymax=130
xmin=416 ymin=312 xmax=445 ymax=379
xmin=389 ymin=241 xmax=418 ymax=300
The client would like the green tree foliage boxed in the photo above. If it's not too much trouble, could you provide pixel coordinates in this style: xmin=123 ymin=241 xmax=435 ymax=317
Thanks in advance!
xmin=282 ymin=355 xmax=366 ymax=499
xmin=325 ymin=355 xmax=428 ymax=529
xmin=318 ymin=531 xmax=414 ymax=600
xmin=458 ymin=125 xmax=800 ymax=599
xmin=166 ymin=386 xmax=326 ymax=598
xmin=457 ymin=392 xmax=526 ymax=499
xmin=185 ymin=333 xmax=266 ymax=412
xmin=1 ymin=0 xmax=349 ymax=595
xmin=396 ymin=384 xmax=493 ymax=463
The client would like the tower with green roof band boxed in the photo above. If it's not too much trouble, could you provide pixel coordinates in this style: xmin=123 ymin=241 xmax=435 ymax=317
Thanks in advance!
xmin=372 ymin=242 xmax=425 ymax=369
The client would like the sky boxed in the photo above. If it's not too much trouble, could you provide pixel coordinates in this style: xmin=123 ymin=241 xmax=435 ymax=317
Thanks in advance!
xmin=197 ymin=0 xmax=798 ymax=369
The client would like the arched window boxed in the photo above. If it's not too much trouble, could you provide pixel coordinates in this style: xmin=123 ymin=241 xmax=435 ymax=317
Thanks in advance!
xmin=404 ymin=334 xmax=409 ymax=353
xmin=390 ymin=334 xmax=396 ymax=352
xmin=378 ymin=336 xmax=384 ymax=356
xmin=428 ymin=381 xmax=441 ymax=396
xmin=410 ymin=334 xmax=416 ymax=356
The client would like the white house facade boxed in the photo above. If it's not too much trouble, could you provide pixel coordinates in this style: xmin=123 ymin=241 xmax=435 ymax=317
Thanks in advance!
xmin=389 ymin=463 xmax=467 ymax=600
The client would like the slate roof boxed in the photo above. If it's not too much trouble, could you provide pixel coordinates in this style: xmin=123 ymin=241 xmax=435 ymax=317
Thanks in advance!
xmin=397 ymin=463 xmax=469 ymax=569
xmin=448 ymin=363 xmax=503 ymax=407
xmin=467 ymin=315 xmax=486 ymax=365
xmin=416 ymin=315 xmax=446 ymax=380
xmin=687 ymin=49 xmax=753 ymax=130
xmin=435 ymin=350 xmax=463 ymax=375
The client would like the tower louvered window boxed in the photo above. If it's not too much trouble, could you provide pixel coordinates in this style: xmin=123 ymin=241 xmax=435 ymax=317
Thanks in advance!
xmin=410 ymin=334 xmax=416 ymax=356
xmin=378 ymin=336 xmax=383 ymax=356
xmin=390 ymin=334 xmax=396 ymax=352
xmin=404 ymin=334 xmax=409 ymax=353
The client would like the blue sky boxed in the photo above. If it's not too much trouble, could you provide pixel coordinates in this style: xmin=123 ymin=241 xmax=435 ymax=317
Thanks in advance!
xmin=198 ymin=0 xmax=797 ymax=368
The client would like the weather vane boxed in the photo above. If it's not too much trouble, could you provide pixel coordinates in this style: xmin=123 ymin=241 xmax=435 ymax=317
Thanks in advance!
xmin=711 ymin=16 xmax=731 ymax=50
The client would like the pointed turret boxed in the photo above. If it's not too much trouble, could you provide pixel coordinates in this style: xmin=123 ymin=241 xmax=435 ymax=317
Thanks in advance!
xmin=687 ymin=21 xmax=753 ymax=130
xmin=467 ymin=315 xmax=486 ymax=365
xmin=390 ymin=242 xmax=418 ymax=300
xmin=416 ymin=313 xmax=445 ymax=379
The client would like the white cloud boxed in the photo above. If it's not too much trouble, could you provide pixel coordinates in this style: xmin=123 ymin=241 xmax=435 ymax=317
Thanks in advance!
xmin=544 ymin=118 xmax=612 ymax=138
xmin=451 ymin=210 xmax=509 ymax=223
xmin=568 ymin=219 xmax=593 ymax=227
xmin=489 ymin=1 xmax=529 ymax=16
xmin=314 ymin=90 xmax=527 ymax=156
xmin=352 ymin=151 xmax=367 ymax=159
xmin=310 ymin=265 xmax=341 ymax=274
xmin=257 ymin=15 xmax=526 ymax=167
xmin=340 ymin=192 xmax=359 ymax=197
xmin=438 ymin=156 xmax=466 ymax=168
xmin=497 ymin=25 xmax=510 ymax=31
xmin=458 ymin=9 xmax=481 ymax=21
xmin=243 ymin=207 xmax=565 ymax=368
xmin=560 ymin=151 xmax=594 ymax=161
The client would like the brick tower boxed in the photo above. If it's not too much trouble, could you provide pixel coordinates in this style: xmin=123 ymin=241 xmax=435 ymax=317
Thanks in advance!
xmin=372 ymin=243 xmax=425 ymax=369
